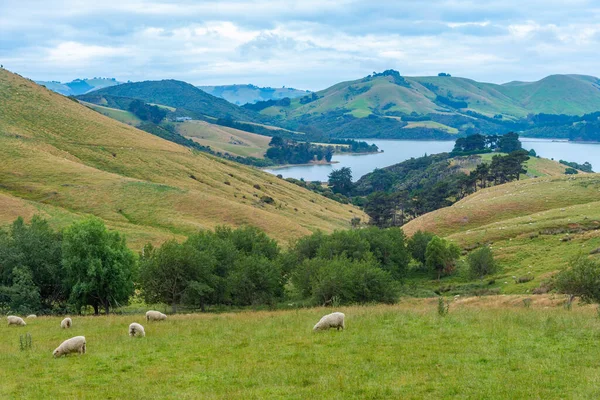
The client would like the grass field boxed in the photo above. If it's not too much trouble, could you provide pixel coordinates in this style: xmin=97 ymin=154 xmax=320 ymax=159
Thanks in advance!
xmin=3 ymin=298 xmax=600 ymax=399
xmin=79 ymin=101 xmax=142 ymax=126
xmin=177 ymin=120 xmax=271 ymax=158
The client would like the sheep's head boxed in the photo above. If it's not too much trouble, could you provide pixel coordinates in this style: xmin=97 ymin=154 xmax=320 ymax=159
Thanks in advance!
xmin=53 ymin=348 xmax=60 ymax=358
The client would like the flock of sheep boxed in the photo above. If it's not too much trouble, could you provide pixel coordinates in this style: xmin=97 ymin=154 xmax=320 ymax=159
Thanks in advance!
xmin=7 ymin=311 xmax=344 ymax=357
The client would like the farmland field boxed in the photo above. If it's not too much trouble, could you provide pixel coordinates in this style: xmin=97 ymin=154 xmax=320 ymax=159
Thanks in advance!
xmin=2 ymin=298 xmax=600 ymax=399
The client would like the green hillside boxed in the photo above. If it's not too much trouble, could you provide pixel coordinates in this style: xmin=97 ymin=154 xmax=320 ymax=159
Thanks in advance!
xmin=403 ymin=174 xmax=600 ymax=293
xmin=258 ymin=71 xmax=600 ymax=138
xmin=0 ymin=69 xmax=365 ymax=248
xmin=198 ymin=84 xmax=310 ymax=105
xmin=77 ymin=79 xmax=263 ymax=122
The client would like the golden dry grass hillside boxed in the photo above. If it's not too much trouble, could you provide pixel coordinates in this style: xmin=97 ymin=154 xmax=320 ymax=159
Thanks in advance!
xmin=0 ymin=70 xmax=365 ymax=248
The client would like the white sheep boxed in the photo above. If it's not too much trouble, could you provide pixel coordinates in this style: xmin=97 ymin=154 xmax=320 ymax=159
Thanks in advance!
xmin=26 ymin=314 xmax=37 ymax=319
xmin=7 ymin=316 xmax=26 ymax=326
xmin=313 ymin=312 xmax=345 ymax=331
xmin=61 ymin=317 xmax=72 ymax=329
xmin=146 ymin=310 xmax=167 ymax=322
xmin=53 ymin=336 xmax=86 ymax=357
xmin=129 ymin=322 xmax=146 ymax=337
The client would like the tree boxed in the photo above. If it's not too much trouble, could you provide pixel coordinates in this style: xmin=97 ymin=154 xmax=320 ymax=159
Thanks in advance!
xmin=139 ymin=240 xmax=216 ymax=313
xmin=0 ymin=216 xmax=65 ymax=312
xmin=555 ymin=255 xmax=600 ymax=305
xmin=497 ymin=132 xmax=522 ymax=153
xmin=408 ymin=231 xmax=435 ymax=265
xmin=364 ymin=192 xmax=395 ymax=228
xmin=467 ymin=246 xmax=497 ymax=279
xmin=328 ymin=167 xmax=354 ymax=195
xmin=425 ymin=236 xmax=460 ymax=280
xmin=62 ymin=218 xmax=136 ymax=315
xmin=269 ymin=136 xmax=284 ymax=147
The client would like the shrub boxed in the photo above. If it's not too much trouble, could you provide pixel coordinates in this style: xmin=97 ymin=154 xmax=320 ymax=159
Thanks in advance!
xmin=467 ymin=246 xmax=497 ymax=279
xmin=555 ymin=255 xmax=600 ymax=304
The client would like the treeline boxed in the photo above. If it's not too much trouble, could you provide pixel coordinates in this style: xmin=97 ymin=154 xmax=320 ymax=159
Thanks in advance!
xmin=128 ymin=99 xmax=167 ymax=124
xmin=559 ymin=160 xmax=594 ymax=173
xmin=0 ymin=217 xmax=136 ymax=315
xmin=358 ymin=150 xmax=530 ymax=227
xmin=266 ymin=136 xmax=333 ymax=164
xmin=452 ymin=132 xmax=522 ymax=154
xmin=242 ymin=97 xmax=292 ymax=112
xmin=0 ymin=216 xmax=473 ymax=314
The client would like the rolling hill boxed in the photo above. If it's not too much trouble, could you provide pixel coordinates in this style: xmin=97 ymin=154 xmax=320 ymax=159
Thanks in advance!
xmin=257 ymin=71 xmax=600 ymax=139
xmin=403 ymin=173 xmax=600 ymax=293
xmin=36 ymin=78 xmax=121 ymax=96
xmin=198 ymin=84 xmax=310 ymax=105
xmin=0 ymin=69 xmax=365 ymax=248
xmin=77 ymin=79 xmax=263 ymax=122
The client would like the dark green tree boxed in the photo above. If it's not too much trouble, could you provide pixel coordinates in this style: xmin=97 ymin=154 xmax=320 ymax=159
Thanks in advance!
xmin=63 ymin=218 xmax=136 ymax=315
xmin=328 ymin=167 xmax=354 ymax=195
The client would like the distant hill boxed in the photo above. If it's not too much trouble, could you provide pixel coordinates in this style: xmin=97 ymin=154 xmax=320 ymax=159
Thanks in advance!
xmin=0 ymin=69 xmax=364 ymax=248
xmin=198 ymin=84 xmax=310 ymax=105
xmin=256 ymin=70 xmax=600 ymax=139
xmin=36 ymin=78 xmax=121 ymax=96
xmin=77 ymin=80 xmax=264 ymax=123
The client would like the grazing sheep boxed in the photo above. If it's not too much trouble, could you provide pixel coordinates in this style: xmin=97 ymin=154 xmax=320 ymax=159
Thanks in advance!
xmin=61 ymin=317 xmax=72 ymax=329
xmin=146 ymin=310 xmax=167 ymax=322
xmin=129 ymin=322 xmax=145 ymax=337
xmin=53 ymin=336 xmax=86 ymax=357
xmin=7 ymin=316 xmax=26 ymax=326
xmin=26 ymin=314 xmax=37 ymax=319
xmin=313 ymin=312 xmax=345 ymax=331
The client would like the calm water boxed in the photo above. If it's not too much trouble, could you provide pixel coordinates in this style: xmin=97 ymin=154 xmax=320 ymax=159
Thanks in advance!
xmin=263 ymin=140 xmax=455 ymax=182
xmin=520 ymin=138 xmax=599 ymax=171
xmin=263 ymin=138 xmax=599 ymax=182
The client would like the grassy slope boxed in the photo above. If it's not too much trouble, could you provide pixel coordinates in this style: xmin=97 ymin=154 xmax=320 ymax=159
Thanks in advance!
xmin=3 ymin=299 xmax=600 ymax=398
xmin=261 ymin=74 xmax=600 ymax=122
xmin=0 ymin=70 xmax=365 ymax=248
xmin=403 ymin=174 xmax=600 ymax=292
xmin=176 ymin=120 xmax=271 ymax=158
xmin=79 ymin=101 xmax=142 ymax=126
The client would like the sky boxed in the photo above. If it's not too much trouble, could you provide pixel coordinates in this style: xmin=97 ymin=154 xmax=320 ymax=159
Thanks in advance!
xmin=1 ymin=0 xmax=599 ymax=90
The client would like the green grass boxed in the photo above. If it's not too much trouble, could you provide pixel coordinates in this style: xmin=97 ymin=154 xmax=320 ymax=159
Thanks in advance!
xmin=3 ymin=301 xmax=600 ymax=398
xmin=404 ymin=121 xmax=459 ymax=134
xmin=79 ymin=101 xmax=142 ymax=126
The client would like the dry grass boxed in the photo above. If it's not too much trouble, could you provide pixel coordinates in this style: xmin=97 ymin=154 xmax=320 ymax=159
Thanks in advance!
xmin=0 ymin=70 xmax=365 ymax=248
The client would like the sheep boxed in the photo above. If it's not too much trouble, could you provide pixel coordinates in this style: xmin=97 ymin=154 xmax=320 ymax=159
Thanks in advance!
xmin=7 ymin=316 xmax=26 ymax=326
xmin=313 ymin=312 xmax=345 ymax=331
xmin=61 ymin=317 xmax=72 ymax=329
xmin=26 ymin=314 xmax=37 ymax=319
xmin=53 ymin=336 xmax=86 ymax=358
xmin=146 ymin=310 xmax=167 ymax=322
xmin=129 ymin=322 xmax=145 ymax=337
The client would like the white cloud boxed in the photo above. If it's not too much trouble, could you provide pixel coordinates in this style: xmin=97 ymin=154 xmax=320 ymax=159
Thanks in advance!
xmin=1 ymin=0 xmax=599 ymax=88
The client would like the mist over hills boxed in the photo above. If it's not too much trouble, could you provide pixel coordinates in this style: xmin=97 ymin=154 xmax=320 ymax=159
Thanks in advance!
xmin=198 ymin=84 xmax=310 ymax=105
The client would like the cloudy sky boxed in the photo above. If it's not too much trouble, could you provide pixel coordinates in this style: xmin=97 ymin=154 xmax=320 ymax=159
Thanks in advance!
xmin=1 ymin=0 xmax=599 ymax=90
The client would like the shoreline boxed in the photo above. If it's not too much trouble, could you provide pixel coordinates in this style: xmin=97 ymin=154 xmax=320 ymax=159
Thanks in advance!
xmin=264 ymin=160 xmax=340 ymax=170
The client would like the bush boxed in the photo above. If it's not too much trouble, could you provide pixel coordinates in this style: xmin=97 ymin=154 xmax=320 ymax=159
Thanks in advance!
xmin=408 ymin=231 xmax=435 ymax=264
xmin=467 ymin=246 xmax=497 ymax=279
xmin=555 ymin=255 xmax=600 ymax=303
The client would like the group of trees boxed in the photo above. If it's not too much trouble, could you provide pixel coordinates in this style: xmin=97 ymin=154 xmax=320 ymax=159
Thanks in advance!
xmin=1 ymin=215 xmax=500 ymax=314
xmin=355 ymin=149 xmax=530 ymax=228
xmin=0 ymin=217 xmax=136 ymax=315
xmin=266 ymin=136 xmax=334 ymax=165
xmin=452 ymin=132 xmax=522 ymax=154
xmin=559 ymin=160 xmax=594 ymax=173
xmin=128 ymin=99 xmax=167 ymax=124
